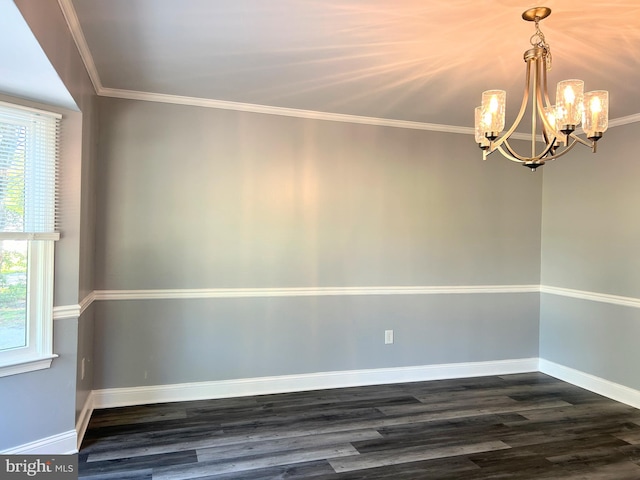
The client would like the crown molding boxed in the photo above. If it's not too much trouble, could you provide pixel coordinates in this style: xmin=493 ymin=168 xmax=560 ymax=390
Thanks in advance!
xmin=608 ymin=112 xmax=640 ymax=128
xmin=99 ymin=87 xmax=542 ymax=139
xmin=104 ymin=84 xmax=640 ymax=137
xmin=99 ymin=87 xmax=479 ymax=134
xmin=55 ymin=0 xmax=529 ymax=138
xmin=58 ymin=0 xmax=639 ymax=135
xmin=57 ymin=0 xmax=103 ymax=93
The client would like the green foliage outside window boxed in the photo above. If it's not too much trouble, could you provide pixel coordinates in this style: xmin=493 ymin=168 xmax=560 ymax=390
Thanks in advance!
xmin=1 ymin=121 xmax=28 ymax=349
xmin=1 ymin=248 xmax=27 ymax=306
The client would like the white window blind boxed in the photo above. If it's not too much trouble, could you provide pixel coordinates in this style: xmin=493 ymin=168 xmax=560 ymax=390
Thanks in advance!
xmin=0 ymin=101 xmax=60 ymax=377
xmin=0 ymin=101 xmax=60 ymax=238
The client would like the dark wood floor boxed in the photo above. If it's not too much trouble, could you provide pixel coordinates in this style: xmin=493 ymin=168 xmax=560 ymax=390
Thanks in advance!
xmin=79 ymin=373 xmax=640 ymax=479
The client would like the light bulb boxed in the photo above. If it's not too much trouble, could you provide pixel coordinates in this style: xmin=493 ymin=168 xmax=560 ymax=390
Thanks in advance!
xmin=481 ymin=90 xmax=506 ymax=135
xmin=489 ymin=95 xmax=499 ymax=113
xmin=543 ymin=105 xmax=557 ymax=132
xmin=483 ymin=111 xmax=492 ymax=127
xmin=564 ymin=86 xmax=575 ymax=105
xmin=556 ymin=80 xmax=584 ymax=132
xmin=583 ymin=90 xmax=609 ymax=139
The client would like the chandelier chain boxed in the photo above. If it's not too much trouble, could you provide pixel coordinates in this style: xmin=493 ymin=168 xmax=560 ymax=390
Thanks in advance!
xmin=530 ymin=16 xmax=552 ymax=70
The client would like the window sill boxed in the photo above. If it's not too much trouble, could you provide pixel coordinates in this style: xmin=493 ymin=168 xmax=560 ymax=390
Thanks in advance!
xmin=0 ymin=354 xmax=58 ymax=378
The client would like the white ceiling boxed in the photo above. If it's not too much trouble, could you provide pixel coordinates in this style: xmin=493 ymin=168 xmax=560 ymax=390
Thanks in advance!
xmin=65 ymin=0 xmax=640 ymax=129
xmin=0 ymin=0 xmax=76 ymax=110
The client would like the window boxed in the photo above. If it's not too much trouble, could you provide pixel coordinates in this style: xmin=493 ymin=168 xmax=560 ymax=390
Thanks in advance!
xmin=0 ymin=101 xmax=60 ymax=377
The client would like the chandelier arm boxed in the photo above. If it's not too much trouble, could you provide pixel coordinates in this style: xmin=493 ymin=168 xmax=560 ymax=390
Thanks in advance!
xmin=533 ymin=53 xmax=566 ymax=147
xmin=531 ymin=57 xmax=539 ymax=158
xmin=537 ymin=138 xmax=581 ymax=162
xmin=567 ymin=132 xmax=593 ymax=149
xmin=502 ymin=138 xmax=556 ymax=163
xmin=535 ymin=58 xmax=555 ymax=133
xmin=538 ymin=98 xmax=563 ymax=144
xmin=535 ymin=138 xmax=557 ymax=159
xmin=501 ymin=140 xmax=529 ymax=161
xmin=538 ymin=50 xmax=553 ymax=108
xmin=489 ymin=58 xmax=534 ymax=151
xmin=495 ymin=145 xmax=525 ymax=163
xmin=542 ymin=130 xmax=557 ymax=155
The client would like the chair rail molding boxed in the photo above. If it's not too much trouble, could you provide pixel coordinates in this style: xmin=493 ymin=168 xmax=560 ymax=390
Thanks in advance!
xmin=92 ymin=284 xmax=540 ymax=301
xmin=540 ymin=285 xmax=640 ymax=309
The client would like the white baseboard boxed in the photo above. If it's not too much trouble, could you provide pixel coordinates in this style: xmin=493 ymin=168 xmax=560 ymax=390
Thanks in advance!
xmin=75 ymin=391 xmax=95 ymax=450
xmin=8 ymin=359 xmax=638 ymax=455
xmin=7 ymin=358 xmax=636 ymax=455
xmin=539 ymin=358 xmax=640 ymax=409
xmin=3 ymin=393 xmax=96 ymax=455
xmin=93 ymin=358 xmax=539 ymax=409
xmin=1 ymin=430 xmax=77 ymax=455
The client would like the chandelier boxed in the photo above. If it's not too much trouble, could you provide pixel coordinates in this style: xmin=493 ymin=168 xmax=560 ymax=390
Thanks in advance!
xmin=474 ymin=7 xmax=609 ymax=171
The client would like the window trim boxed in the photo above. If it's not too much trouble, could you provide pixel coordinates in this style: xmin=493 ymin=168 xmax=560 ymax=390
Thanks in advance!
xmin=0 ymin=101 xmax=60 ymax=377
xmin=0 ymin=238 xmax=59 ymax=377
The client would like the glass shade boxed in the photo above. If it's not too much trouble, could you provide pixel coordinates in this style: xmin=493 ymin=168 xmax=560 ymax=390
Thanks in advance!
xmin=583 ymin=90 xmax=609 ymax=137
xmin=481 ymin=90 xmax=506 ymax=134
xmin=474 ymin=106 xmax=487 ymax=144
xmin=556 ymin=79 xmax=584 ymax=128
xmin=543 ymin=105 xmax=557 ymax=133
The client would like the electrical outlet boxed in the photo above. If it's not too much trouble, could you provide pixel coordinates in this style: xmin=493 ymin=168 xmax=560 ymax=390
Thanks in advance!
xmin=385 ymin=330 xmax=394 ymax=344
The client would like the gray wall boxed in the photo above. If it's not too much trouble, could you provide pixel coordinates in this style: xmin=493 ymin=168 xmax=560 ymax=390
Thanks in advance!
xmin=540 ymin=122 xmax=640 ymax=390
xmin=0 ymin=0 xmax=97 ymax=451
xmin=2 ymin=0 xmax=638 ymax=451
xmin=0 ymin=93 xmax=84 ymax=451
xmin=0 ymin=318 xmax=78 ymax=450
xmin=541 ymin=123 xmax=640 ymax=298
xmin=94 ymin=98 xmax=542 ymax=389
xmin=540 ymin=294 xmax=640 ymax=390
xmin=96 ymin=99 xmax=542 ymax=289
xmin=94 ymin=294 xmax=539 ymax=389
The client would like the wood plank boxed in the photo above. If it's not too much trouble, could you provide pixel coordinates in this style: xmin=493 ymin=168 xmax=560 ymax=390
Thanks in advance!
xmin=196 ymin=429 xmax=382 ymax=462
xmin=154 ymin=444 xmax=360 ymax=479
xmin=328 ymin=440 xmax=511 ymax=473
xmin=78 ymin=373 xmax=640 ymax=479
